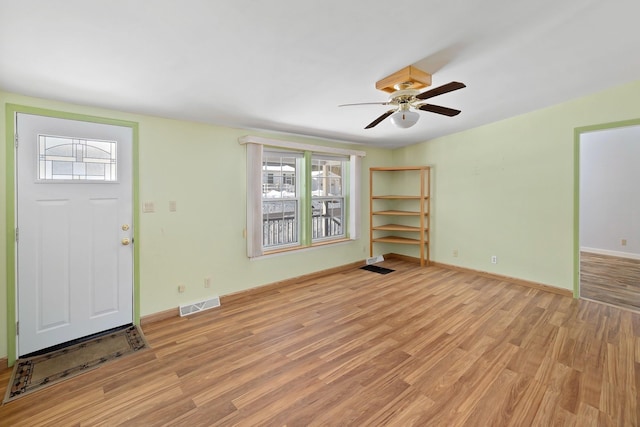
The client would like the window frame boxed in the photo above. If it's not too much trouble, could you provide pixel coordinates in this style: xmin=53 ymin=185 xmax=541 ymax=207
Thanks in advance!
xmin=310 ymin=153 xmax=347 ymax=243
xmin=261 ymin=149 xmax=303 ymax=250
xmin=241 ymin=135 xmax=365 ymax=258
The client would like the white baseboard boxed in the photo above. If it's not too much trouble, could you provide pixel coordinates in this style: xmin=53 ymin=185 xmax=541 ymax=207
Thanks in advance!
xmin=580 ymin=247 xmax=640 ymax=260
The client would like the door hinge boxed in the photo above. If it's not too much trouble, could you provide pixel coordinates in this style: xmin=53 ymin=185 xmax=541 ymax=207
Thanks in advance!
xmin=16 ymin=321 xmax=19 ymax=335
xmin=14 ymin=133 xmax=18 ymax=148
xmin=15 ymin=227 xmax=19 ymax=242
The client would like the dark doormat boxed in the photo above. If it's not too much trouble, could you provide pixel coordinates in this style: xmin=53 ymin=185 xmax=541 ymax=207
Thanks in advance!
xmin=360 ymin=265 xmax=395 ymax=274
xmin=4 ymin=325 xmax=148 ymax=403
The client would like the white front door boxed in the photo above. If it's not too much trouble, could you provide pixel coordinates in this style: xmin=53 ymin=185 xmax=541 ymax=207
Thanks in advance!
xmin=16 ymin=113 xmax=134 ymax=356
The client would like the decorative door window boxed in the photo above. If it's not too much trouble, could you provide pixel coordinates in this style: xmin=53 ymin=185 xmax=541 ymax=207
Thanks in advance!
xmin=38 ymin=135 xmax=117 ymax=181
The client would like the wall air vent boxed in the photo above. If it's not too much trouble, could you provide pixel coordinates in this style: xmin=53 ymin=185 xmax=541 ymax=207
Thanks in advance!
xmin=179 ymin=297 xmax=221 ymax=317
xmin=366 ymin=254 xmax=385 ymax=265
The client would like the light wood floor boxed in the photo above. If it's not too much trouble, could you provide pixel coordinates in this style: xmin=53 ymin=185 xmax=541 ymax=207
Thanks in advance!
xmin=580 ymin=251 xmax=640 ymax=313
xmin=1 ymin=259 xmax=639 ymax=426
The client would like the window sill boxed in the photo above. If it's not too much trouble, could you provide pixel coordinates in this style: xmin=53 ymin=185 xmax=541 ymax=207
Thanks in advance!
xmin=311 ymin=237 xmax=350 ymax=247
xmin=258 ymin=238 xmax=353 ymax=258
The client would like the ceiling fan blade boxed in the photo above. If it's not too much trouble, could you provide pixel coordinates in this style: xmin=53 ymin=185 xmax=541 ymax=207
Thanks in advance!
xmin=339 ymin=101 xmax=391 ymax=107
xmin=418 ymin=104 xmax=461 ymax=116
xmin=365 ymin=109 xmax=395 ymax=129
xmin=415 ymin=81 xmax=466 ymax=100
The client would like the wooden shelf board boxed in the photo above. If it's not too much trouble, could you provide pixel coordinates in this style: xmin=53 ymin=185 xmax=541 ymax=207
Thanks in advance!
xmin=373 ymin=236 xmax=427 ymax=245
xmin=372 ymin=210 xmax=427 ymax=216
xmin=373 ymin=224 xmax=427 ymax=232
xmin=372 ymin=195 xmax=428 ymax=200
xmin=370 ymin=166 xmax=430 ymax=171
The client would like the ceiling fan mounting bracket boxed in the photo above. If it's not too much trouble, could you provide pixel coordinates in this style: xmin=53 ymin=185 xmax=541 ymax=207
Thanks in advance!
xmin=376 ymin=65 xmax=432 ymax=93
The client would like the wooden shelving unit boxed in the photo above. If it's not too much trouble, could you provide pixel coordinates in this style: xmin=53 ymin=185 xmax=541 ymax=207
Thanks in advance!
xmin=370 ymin=166 xmax=430 ymax=266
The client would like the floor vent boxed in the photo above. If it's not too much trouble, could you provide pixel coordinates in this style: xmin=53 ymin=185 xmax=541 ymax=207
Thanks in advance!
xmin=179 ymin=297 xmax=220 ymax=317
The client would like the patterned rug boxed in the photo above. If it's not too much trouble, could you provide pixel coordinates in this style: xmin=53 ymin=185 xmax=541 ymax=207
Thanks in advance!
xmin=3 ymin=325 xmax=148 ymax=403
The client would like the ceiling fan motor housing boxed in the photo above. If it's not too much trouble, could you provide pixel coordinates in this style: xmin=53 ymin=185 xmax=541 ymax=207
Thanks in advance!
xmin=389 ymin=89 xmax=420 ymax=104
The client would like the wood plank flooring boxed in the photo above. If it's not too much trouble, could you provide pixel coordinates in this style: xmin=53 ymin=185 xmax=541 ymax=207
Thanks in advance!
xmin=580 ymin=251 xmax=640 ymax=312
xmin=1 ymin=259 xmax=639 ymax=426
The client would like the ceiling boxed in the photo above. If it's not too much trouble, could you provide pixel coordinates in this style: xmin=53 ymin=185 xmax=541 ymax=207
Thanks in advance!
xmin=1 ymin=0 xmax=640 ymax=148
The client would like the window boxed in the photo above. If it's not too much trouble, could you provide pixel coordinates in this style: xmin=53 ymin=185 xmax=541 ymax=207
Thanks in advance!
xmin=311 ymin=154 xmax=345 ymax=242
xmin=241 ymin=136 xmax=365 ymax=258
xmin=261 ymin=149 xmax=347 ymax=250
xmin=262 ymin=150 xmax=302 ymax=249
xmin=38 ymin=135 xmax=117 ymax=181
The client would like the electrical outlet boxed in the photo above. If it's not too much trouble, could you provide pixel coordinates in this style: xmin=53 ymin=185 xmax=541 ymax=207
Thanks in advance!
xmin=491 ymin=255 xmax=498 ymax=264
xmin=621 ymin=239 xmax=627 ymax=246
xmin=204 ymin=277 xmax=211 ymax=288
xmin=453 ymin=249 xmax=459 ymax=257
xmin=178 ymin=284 xmax=186 ymax=293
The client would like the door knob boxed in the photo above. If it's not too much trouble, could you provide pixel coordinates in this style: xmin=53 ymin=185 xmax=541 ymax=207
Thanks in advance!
xmin=121 ymin=238 xmax=131 ymax=246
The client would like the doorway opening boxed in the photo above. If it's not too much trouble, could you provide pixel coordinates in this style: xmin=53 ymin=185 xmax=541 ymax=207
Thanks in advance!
xmin=576 ymin=121 xmax=640 ymax=312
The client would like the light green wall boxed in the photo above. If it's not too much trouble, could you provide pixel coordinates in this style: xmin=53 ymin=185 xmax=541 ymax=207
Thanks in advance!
xmin=392 ymin=79 xmax=640 ymax=290
xmin=1 ymin=91 xmax=392 ymax=360
xmin=4 ymin=78 xmax=640 ymax=360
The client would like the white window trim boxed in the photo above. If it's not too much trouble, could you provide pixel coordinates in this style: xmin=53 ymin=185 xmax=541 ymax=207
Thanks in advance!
xmin=240 ymin=135 xmax=365 ymax=258
xmin=246 ymin=142 xmax=263 ymax=258
xmin=239 ymin=135 xmax=366 ymax=158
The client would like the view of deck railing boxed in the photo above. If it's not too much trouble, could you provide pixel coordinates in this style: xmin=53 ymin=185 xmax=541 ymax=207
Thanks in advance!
xmin=262 ymin=199 xmax=343 ymax=247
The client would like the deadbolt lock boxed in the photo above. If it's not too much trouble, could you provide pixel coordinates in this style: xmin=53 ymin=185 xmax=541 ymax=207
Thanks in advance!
xmin=122 ymin=224 xmax=130 ymax=231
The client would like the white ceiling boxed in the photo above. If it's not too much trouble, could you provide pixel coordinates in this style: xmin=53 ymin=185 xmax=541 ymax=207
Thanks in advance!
xmin=1 ymin=0 xmax=640 ymax=148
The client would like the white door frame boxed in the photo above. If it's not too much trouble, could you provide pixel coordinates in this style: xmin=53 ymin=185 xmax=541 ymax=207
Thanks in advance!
xmin=5 ymin=104 xmax=140 ymax=367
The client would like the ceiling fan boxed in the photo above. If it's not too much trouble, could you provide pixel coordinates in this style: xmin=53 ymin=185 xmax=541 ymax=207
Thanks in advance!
xmin=339 ymin=66 xmax=466 ymax=129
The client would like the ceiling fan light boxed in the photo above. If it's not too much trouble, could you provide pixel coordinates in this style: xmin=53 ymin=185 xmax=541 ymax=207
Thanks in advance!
xmin=390 ymin=110 xmax=419 ymax=128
